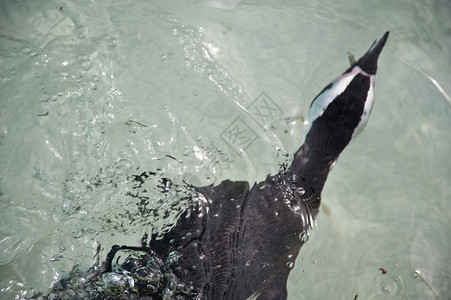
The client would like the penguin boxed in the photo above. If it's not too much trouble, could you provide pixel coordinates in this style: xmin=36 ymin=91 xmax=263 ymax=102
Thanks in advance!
xmin=45 ymin=31 xmax=389 ymax=300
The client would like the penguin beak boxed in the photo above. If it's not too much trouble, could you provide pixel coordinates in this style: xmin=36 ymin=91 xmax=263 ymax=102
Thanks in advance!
xmin=354 ymin=31 xmax=389 ymax=75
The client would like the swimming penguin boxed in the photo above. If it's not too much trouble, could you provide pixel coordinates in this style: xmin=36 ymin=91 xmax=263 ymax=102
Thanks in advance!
xmin=45 ymin=31 xmax=389 ymax=300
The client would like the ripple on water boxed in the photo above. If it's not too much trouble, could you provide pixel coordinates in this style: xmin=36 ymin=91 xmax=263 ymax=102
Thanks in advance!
xmin=358 ymin=266 xmax=410 ymax=299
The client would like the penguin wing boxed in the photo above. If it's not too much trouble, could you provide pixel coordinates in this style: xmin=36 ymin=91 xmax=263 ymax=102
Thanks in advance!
xmin=148 ymin=180 xmax=251 ymax=296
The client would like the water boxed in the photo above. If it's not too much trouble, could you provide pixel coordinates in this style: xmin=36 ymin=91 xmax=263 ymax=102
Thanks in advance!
xmin=0 ymin=0 xmax=450 ymax=299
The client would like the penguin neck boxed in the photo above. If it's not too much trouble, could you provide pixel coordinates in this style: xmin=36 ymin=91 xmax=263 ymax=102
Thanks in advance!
xmin=290 ymin=123 xmax=352 ymax=195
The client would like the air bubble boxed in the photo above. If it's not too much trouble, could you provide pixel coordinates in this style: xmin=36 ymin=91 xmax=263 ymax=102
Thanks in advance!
xmin=245 ymin=261 xmax=251 ymax=267
xmin=78 ymin=26 xmax=87 ymax=39
xmin=81 ymin=60 xmax=92 ymax=71
xmin=183 ymin=147 xmax=191 ymax=156
xmin=40 ymin=95 xmax=49 ymax=102
xmin=36 ymin=104 xmax=49 ymax=116
xmin=160 ymin=54 xmax=166 ymax=61
xmin=89 ymin=82 xmax=97 ymax=90
xmin=297 ymin=187 xmax=305 ymax=195
xmin=299 ymin=231 xmax=309 ymax=243
xmin=166 ymin=251 xmax=181 ymax=266
xmin=286 ymin=262 xmax=294 ymax=269
xmin=106 ymin=37 xmax=117 ymax=48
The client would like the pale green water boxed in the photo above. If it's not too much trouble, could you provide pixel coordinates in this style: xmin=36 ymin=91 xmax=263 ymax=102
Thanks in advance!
xmin=0 ymin=0 xmax=450 ymax=299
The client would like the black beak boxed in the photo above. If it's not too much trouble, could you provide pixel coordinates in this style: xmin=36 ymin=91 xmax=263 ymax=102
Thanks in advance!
xmin=355 ymin=31 xmax=389 ymax=75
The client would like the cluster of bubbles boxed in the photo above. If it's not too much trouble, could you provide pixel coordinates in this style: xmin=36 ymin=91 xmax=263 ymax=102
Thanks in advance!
xmin=23 ymin=22 xmax=119 ymax=117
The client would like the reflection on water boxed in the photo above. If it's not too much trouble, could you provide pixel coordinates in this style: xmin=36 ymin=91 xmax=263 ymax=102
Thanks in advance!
xmin=0 ymin=0 xmax=450 ymax=299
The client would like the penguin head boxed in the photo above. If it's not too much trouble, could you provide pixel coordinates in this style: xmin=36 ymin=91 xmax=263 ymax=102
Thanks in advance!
xmin=351 ymin=31 xmax=390 ymax=75
xmin=305 ymin=31 xmax=389 ymax=157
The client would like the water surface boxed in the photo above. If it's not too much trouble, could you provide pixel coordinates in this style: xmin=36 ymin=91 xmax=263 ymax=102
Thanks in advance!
xmin=0 ymin=0 xmax=450 ymax=299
